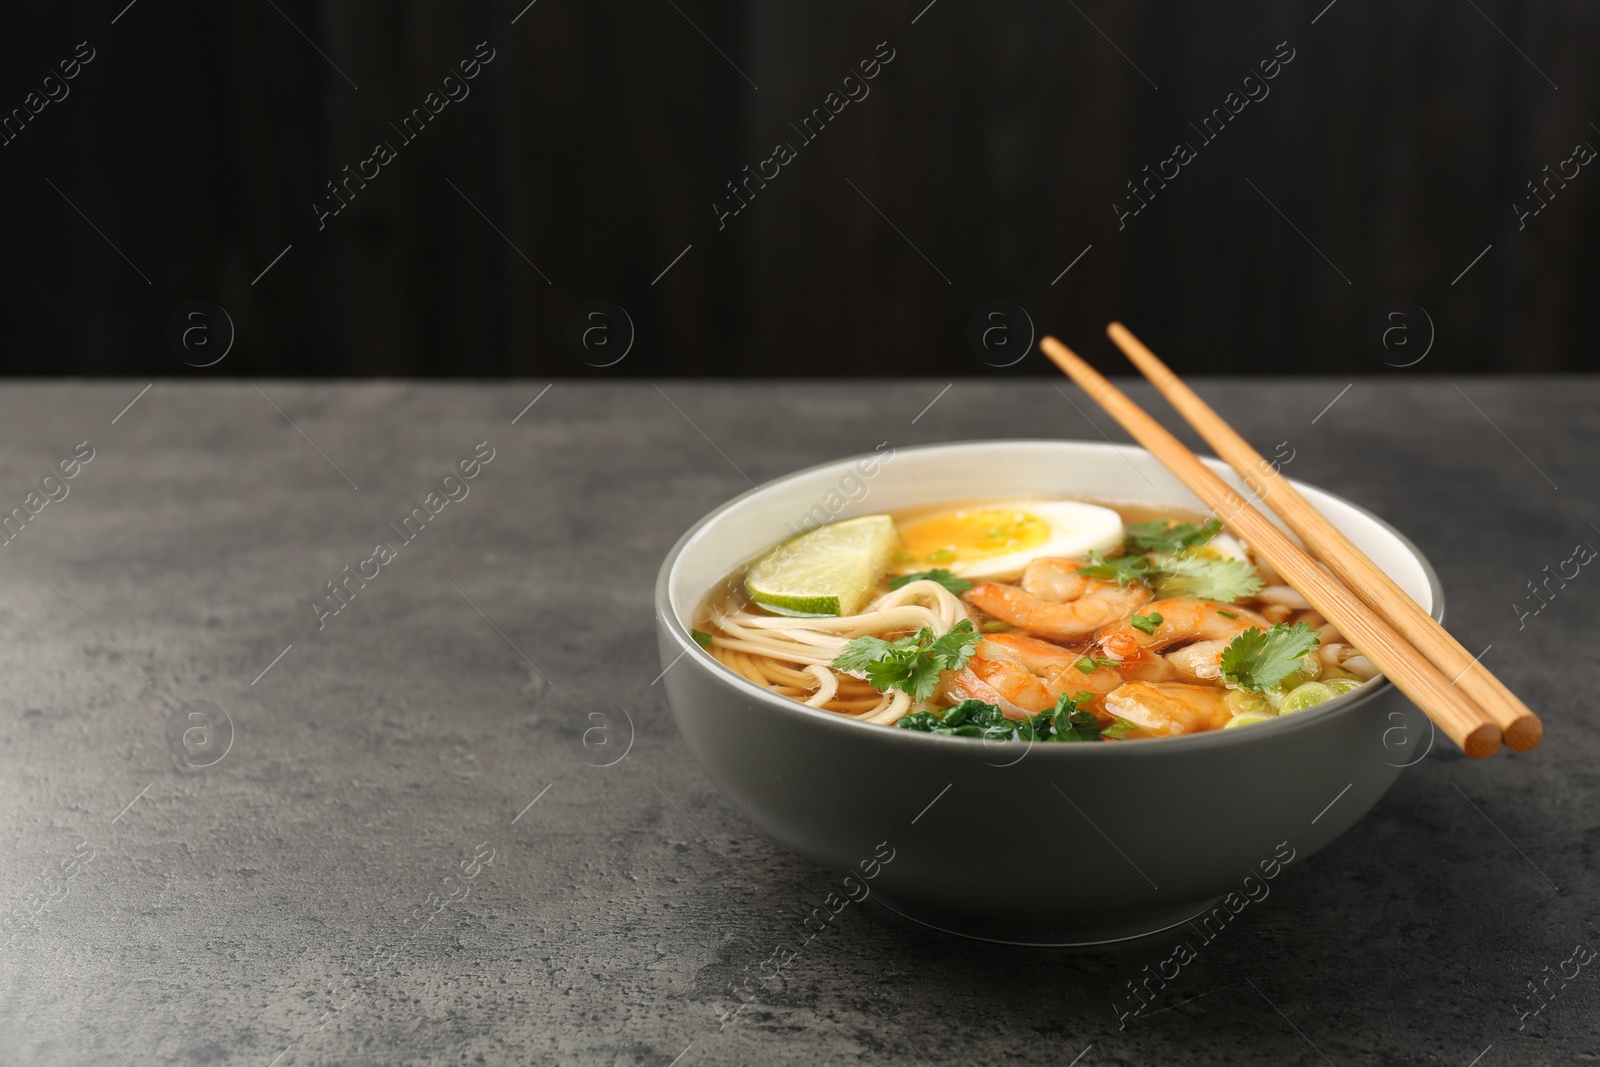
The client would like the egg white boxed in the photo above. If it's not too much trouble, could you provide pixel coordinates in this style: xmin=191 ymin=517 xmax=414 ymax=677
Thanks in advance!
xmin=949 ymin=500 xmax=1125 ymax=582
xmin=1206 ymin=531 xmax=1247 ymax=561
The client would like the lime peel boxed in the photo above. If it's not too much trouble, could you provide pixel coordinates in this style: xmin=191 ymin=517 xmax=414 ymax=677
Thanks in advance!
xmin=745 ymin=515 xmax=896 ymax=617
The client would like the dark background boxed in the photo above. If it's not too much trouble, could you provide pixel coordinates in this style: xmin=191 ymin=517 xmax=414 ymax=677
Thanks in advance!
xmin=2 ymin=0 xmax=1595 ymax=378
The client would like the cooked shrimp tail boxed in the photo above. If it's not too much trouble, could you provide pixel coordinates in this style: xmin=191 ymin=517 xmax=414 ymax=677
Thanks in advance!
xmin=942 ymin=631 xmax=1124 ymax=719
xmin=964 ymin=557 xmax=1152 ymax=642
xmin=1103 ymin=682 xmax=1235 ymax=736
xmin=1097 ymin=598 xmax=1272 ymax=661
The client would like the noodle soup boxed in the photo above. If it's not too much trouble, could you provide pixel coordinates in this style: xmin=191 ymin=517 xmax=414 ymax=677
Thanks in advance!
xmin=695 ymin=498 xmax=1376 ymax=742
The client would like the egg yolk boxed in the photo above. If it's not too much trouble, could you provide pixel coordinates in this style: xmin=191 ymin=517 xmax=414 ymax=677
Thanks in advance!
xmin=897 ymin=508 xmax=1050 ymax=566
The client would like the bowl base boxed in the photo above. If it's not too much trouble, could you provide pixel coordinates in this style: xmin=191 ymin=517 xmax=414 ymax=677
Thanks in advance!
xmin=872 ymin=893 xmax=1225 ymax=947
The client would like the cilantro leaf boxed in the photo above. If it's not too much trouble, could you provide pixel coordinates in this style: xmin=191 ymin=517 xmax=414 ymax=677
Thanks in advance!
xmin=1078 ymin=551 xmax=1153 ymax=587
xmin=1130 ymin=611 xmax=1164 ymax=635
xmin=904 ymin=655 xmax=946 ymax=702
xmin=1080 ymin=547 xmax=1261 ymax=606
xmin=927 ymin=622 xmax=982 ymax=665
xmin=830 ymin=634 xmax=907 ymax=674
xmin=691 ymin=629 xmax=714 ymax=648
xmin=1125 ymin=518 xmax=1223 ymax=554
xmin=1219 ymin=622 xmax=1322 ymax=691
xmin=832 ymin=620 xmax=980 ymax=702
xmin=887 ymin=569 xmax=974 ymax=596
xmin=1152 ymin=553 xmax=1264 ymax=602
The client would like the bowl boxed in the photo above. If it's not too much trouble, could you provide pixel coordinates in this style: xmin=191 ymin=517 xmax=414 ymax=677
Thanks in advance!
xmin=655 ymin=440 xmax=1441 ymax=945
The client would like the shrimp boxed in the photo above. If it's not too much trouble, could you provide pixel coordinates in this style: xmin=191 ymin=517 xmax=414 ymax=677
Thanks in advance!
xmin=1164 ymin=639 xmax=1230 ymax=682
xmin=964 ymin=557 xmax=1152 ymax=642
xmin=1103 ymin=682 xmax=1235 ymax=736
xmin=1109 ymin=649 xmax=1183 ymax=684
xmin=1097 ymin=598 xmax=1272 ymax=661
xmin=941 ymin=632 xmax=1124 ymax=719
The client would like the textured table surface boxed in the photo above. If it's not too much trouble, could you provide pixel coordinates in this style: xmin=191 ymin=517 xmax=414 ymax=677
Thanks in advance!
xmin=1 ymin=378 xmax=1596 ymax=1066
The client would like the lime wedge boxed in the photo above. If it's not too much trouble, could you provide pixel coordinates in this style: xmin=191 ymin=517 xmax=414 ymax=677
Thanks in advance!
xmin=745 ymin=515 xmax=896 ymax=617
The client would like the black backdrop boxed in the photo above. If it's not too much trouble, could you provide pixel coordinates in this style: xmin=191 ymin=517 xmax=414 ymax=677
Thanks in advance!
xmin=2 ymin=1 xmax=1596 ymax=378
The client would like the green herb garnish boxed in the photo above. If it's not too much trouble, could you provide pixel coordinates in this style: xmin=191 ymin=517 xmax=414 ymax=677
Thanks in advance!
xmin=927 ymin=548 xmax=956 ymax=564
xmin=1151 ymin=554 xmax=1264 ymax=602
xmin=1216 ymin=610 xmax=1238 ymax=619
xmin=896 ymin=699 xmax=1038 ymax=740
xmin=832 ymin=620 xmax=981 ymax=702
xmin=1081 ymin=547 xmax=1262 ymax=604
xmin=1125 ymin=518 xmax=1223 ymax=553
xmin=1219 ymin=622 xmax=1321 ymax=691
xmin=893 ymin=710 xmax=946 ymax=732
xmin=1074 ymin=656 xmax=1120 ymax=674
xmin=1101 ymin=717 xmax=1140 ymax=740
xmin=887 ymin=568 xmax=974 ymax=596
xmin=897 ymin=692 xmax=1109 ymax=743
xmin=1079 ymin=551 xmax=1153 ymax=587
xmin=691 ymin=629 xmax=714 ymax=648
xmin=1130 ymin=611 xmax=1164 ymax=636
xmin=1049 ymin=691 xmax=1104 ymax=742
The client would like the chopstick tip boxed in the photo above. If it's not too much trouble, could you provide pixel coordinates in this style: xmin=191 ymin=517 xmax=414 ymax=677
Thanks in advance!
xmin=1464 ymin=723 xmax=1504 ymax=760
xmin=1038 ymin=335 xmax=1069 ymax=362
xmin=1503 ymin=715 xmax=1543 ymax=752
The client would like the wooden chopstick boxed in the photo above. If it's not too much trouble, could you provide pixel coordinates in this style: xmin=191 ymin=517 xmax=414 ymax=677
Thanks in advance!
xmin=1105 ymin=322 xmax=1542 ymax=752
xmin=1038 ymin=336 xmax=1502 ymax=759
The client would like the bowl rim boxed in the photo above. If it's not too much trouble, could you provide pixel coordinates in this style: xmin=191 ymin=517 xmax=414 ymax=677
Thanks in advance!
xmin=655 ymin=438 xmax=1445 ymax=757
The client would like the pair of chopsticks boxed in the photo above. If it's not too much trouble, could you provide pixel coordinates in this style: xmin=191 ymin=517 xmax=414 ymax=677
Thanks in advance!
xmin=1040 ymin=325 xmax=1540 ymax=760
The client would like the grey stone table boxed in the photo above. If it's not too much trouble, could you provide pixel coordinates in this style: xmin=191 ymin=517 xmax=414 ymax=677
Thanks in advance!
xmin=1 ymin=379 xmax=1597 ymax=1066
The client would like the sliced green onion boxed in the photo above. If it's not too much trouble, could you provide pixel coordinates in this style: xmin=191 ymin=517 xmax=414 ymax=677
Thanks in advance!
xmin=1280 ymin=681 xmax=1335 ymax=714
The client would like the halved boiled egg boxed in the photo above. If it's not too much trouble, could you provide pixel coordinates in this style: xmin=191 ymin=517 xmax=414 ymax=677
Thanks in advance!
xmin=1204 ymin=531 xmax=1247 ymax=561
xmin=895 ymin=500 xmax=1124 ymax=582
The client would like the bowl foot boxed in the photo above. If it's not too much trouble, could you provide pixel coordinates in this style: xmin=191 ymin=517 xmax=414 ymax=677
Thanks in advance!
xmin=872 ymin=893 xmax=1226 ymax=947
